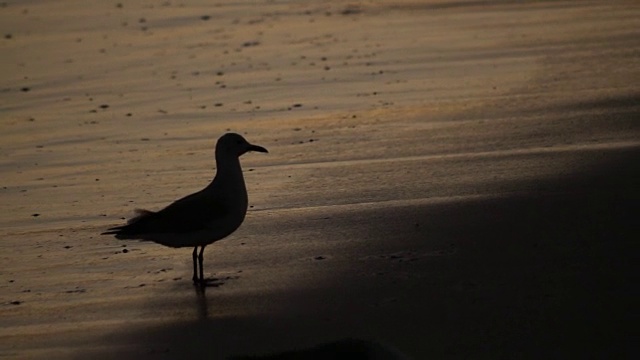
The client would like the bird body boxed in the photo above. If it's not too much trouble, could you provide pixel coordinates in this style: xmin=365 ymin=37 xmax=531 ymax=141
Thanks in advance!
xmin=102 ymin=133 xmax=267 ymax=284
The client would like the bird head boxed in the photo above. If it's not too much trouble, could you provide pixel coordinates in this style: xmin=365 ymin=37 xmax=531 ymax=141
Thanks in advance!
xmin=216 ymin=133 xmax=268 ymax=157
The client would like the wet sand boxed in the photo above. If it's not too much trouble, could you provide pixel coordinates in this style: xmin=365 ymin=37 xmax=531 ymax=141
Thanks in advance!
xmin=1 ymin=1 xmax=638 ymax=358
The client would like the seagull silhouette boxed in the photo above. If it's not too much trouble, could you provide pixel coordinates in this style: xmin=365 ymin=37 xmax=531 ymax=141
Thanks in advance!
xmin=102 ymin=133 xmax=268 ymax=285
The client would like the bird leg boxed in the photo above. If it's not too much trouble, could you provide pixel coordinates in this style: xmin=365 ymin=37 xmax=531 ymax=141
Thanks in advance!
xmin=192 ymin=246 xmax=199 ymax=284
xmin=198 ymin=245 xmax=206 ymax=285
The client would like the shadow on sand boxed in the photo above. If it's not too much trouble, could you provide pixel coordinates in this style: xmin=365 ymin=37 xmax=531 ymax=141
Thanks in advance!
xmin=83 ymin=90 xmax=638 ymax=358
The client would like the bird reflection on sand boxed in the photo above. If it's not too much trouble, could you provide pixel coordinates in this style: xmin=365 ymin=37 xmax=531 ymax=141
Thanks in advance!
xmin=195 ymin=285 xmax=209 ymax=320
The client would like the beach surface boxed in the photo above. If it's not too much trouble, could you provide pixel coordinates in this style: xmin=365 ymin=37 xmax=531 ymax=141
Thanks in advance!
xmin=1 ymin=1 xmax=638 ymax=358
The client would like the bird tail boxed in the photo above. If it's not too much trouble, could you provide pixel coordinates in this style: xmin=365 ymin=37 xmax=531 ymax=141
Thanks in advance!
xmin=101 ymin=209 xmax=155 ymax=236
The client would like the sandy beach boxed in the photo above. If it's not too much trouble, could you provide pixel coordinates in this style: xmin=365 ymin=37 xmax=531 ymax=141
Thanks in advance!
xmin=1 ymin=1 xmax=638 ymax=358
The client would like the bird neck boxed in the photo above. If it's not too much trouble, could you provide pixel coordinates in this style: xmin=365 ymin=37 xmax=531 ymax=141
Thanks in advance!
xmin=209 ymin=154 xmax=245 ymax=189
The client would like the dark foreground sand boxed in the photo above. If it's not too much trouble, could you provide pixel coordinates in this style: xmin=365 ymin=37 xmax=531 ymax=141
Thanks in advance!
xmin=1 ymin=1 xmax=638 ymax=359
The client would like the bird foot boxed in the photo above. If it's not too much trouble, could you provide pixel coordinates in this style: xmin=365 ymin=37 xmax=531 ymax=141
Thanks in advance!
xmin=193 ymin=277 xmax=224 ymax=288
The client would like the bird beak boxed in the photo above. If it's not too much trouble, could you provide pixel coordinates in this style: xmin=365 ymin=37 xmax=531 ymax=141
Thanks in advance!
xmin=248 ymin=144 xmax=268 ymax=153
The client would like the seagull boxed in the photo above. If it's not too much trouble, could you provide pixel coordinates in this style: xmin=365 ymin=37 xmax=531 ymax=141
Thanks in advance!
xmin=102 ymin=133 xmax=268 ymax=285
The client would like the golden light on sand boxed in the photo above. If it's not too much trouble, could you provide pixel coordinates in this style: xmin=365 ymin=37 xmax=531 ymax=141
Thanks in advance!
xmin=1 ymin=1 xmax=638 ymax=358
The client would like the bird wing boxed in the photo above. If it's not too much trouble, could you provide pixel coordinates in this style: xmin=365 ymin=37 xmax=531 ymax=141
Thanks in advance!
xmin=102 ymin=189 xmax=230 ymax=237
